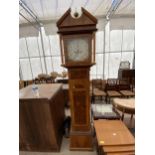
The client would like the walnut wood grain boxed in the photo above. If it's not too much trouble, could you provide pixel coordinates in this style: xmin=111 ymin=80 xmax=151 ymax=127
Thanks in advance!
xmin=19 ymin=84 xmax=65 ymax=152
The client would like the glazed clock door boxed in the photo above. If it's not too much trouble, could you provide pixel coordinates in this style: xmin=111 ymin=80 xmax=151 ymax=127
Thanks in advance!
xmin=63 ymin=34 xmax=92 ymax=65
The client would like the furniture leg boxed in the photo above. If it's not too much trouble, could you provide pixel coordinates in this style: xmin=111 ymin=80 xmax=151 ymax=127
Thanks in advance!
xmin=121 ymin=112 xmax=124 ymax=121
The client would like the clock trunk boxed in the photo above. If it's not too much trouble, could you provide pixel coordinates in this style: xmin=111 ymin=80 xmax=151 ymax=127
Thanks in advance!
xmin=68 ymin=67 xmax=93 ymax=150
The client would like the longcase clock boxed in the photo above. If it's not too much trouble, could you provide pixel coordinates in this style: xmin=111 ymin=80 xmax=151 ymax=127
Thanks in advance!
xmin=57 ymin=8 xmax=97 ymax=150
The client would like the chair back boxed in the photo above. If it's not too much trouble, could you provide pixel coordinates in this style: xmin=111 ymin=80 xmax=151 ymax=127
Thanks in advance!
xmin=102 ymin=80 xmax=106 ymax=91
xmin=105 ymin=78 xmax=119 ymax=91
xmin=92 ymin=79 xmax=103 ymax=90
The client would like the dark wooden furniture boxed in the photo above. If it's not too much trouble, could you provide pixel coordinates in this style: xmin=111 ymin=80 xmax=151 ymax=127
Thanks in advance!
xmin=118 ymin=79 xmax=134 ymax=98
xmin=57 ymin=8 xmax=97 ymax=150
xmin=94 ymin=120 xmax=135 ymax=155
xmin=57 ymin=80 xmax=69 ymax=107
xmin=118 ymin=69 xmax=135 ymax=90
xmin=19 ymin=84 xmax=65 ymax=152
xmin=105 ymin=79 xmax=122 ymax=104
xmin=118 ymin=69 xmax=135 ymax=80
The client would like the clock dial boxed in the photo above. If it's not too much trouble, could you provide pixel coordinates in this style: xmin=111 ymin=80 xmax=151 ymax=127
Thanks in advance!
xmin=67 ymin=38 xmax=89 ymax=62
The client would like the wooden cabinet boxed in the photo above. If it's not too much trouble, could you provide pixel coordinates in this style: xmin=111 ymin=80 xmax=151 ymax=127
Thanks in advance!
xmin=19 ymin=84 xmax=65 ymax=152
xmin=118 ymin=69 xmax=135 ymax=81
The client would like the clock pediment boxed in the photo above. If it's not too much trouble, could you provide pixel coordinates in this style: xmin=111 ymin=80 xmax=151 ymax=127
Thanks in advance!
xmin=59 ymin=14 xmax=95 ymax=27
xmin=57 ymin=7 xmax=97 ymax=67
xmin=57 ymin=8 xmax=97 ymax=32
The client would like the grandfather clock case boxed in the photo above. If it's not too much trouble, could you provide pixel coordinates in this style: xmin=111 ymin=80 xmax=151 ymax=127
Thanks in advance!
xmin=57 ymin=8 xmax=97 ymax=150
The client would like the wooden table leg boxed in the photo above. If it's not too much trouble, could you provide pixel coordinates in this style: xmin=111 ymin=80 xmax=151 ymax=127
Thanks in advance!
xmin=121 ymin=108 xmax=125 ymax=121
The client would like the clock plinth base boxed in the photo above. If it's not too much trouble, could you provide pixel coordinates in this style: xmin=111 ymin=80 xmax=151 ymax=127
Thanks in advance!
xmin=70 ymin=130 xmax=93 ymax=151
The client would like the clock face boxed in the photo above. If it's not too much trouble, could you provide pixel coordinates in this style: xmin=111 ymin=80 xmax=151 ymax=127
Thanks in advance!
xmin=67 ymin=38 xmax=89 ymax=62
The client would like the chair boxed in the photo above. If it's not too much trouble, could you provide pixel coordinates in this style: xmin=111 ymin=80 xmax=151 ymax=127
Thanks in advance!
xmin=118 ymin=79 xmax=134 ymax=98
xmin=91 ymin=79 xmax=106 ymax=103
xmin=105 ymin=78 xmax=122 ymax=104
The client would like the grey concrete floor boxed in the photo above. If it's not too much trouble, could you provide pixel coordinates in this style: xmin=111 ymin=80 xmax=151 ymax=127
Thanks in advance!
xmin=20 ymin=137 xmax=97 ymax=155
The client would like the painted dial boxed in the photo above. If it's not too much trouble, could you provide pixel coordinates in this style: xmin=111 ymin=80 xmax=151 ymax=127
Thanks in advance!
xmin=67 ymin=38 xmax=89 ymax=61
